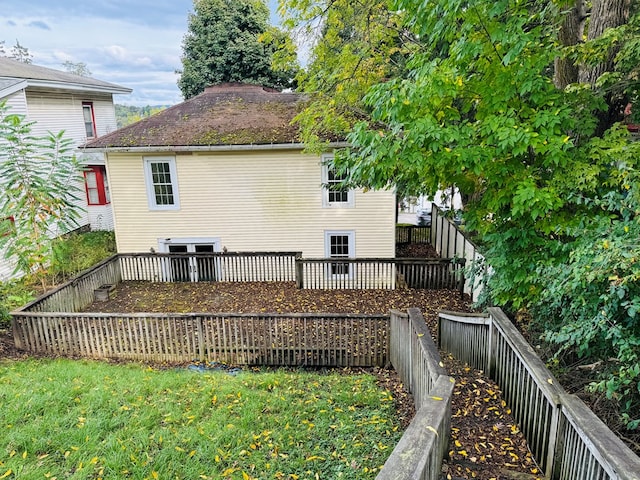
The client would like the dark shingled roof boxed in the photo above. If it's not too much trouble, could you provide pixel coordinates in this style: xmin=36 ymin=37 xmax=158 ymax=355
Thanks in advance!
xmin=85 ymin=83 xmax=311 ymax=149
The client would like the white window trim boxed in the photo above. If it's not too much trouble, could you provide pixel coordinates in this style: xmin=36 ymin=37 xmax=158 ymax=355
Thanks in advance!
xmin=324 ymin=230 xmax=355 ymax=279
xmin=144 ymin=157 xmax=180 ymax=211
xmin=157 ymin=237 xmax=222 ymax=252
xmin=321 ymin=154 xmax=354 ymax=208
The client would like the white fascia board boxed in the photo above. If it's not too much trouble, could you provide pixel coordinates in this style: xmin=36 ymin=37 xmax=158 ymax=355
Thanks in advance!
xmin=26 ymin=79 xmax=132 ymax=95
xmin=0 ymin=79 xmax=28 ymax=99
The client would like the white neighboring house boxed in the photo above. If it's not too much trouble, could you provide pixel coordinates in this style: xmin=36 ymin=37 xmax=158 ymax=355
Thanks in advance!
xmin=0 ymin=57 xmax=132 ymax=280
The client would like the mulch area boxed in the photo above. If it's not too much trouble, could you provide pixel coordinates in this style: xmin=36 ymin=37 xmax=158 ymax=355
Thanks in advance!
xmin=82 ymin=281 xmax=469 ymax=318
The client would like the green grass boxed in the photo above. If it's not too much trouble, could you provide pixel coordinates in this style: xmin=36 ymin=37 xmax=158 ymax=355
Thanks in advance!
xmin=0 ymin=359 xmax=402 ymax=479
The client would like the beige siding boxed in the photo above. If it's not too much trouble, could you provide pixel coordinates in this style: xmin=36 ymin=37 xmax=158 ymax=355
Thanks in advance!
xmin=0 ymin=248 xmax=18 ymax=282
xmin=108 ymin=150 xmax=396 ymax=257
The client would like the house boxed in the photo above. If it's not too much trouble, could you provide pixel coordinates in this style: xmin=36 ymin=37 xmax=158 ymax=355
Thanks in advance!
xmin=0 ymin=57 xmax=132 ymax=237
xmin=83 ymin=83 xmax=396 ymax=280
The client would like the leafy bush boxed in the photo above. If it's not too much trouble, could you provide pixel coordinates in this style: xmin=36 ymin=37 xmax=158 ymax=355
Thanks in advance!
xmin=0 ymin=281 xmax=35 ymax=328
xmin=0 ymin=231 xmax=116 ymax=329
xmin=531 ymin=161 xmax=640 ymax=429
xmin=50 ymin=231 xmax=116 ymax=282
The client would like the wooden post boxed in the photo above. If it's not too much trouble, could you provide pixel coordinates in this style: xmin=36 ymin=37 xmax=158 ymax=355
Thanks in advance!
xmin=457 ymin=258 xmax=466 ymax=298
xmin=295 ymin=254 xmax=303 ymax=289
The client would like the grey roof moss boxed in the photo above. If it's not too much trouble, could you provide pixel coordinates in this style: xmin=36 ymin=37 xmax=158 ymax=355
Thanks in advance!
xmin=84 ymin=83 xmax=323 ymax=149
xmin=0 ymin=56 xmax=131 ymax=94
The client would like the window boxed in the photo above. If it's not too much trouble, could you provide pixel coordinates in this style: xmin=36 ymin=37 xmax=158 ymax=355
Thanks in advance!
xmin=84 ymin=166 xmax=110 ymax=205
xmin=322 ymin=155 xmax=354 ymax=207
xmin=325 ymin=231 xmax=355 ymax=277
xmin=82 ymin=102 xmax=96 ymax=138
xmin=144 ymin=157 xmax=180 ymax=210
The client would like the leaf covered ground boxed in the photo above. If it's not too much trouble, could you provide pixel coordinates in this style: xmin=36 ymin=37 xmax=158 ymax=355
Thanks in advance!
xmin=76 ymin=281 xmax=541 ymax=479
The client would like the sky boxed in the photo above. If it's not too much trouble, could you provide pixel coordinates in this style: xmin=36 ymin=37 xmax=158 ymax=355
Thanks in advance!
xmin=0 ymin=0 xmax=281 ymax=106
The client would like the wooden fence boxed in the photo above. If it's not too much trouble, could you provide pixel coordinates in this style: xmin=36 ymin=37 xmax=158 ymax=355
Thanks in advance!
xmin=18 ymin=254 xmax=464 ymax=314
xmin=118 ymin=251 xmax=300 ymax=283
xmin=12 ymin=311 xmax=389 ymax=367
xmin=296 ymin=257 xmax=465 ymax=292
xmin=396 ymin=225 xmax=431 ymax=244
xmin=23 ymin=255 xmax=122 ymax=313
xmin=438 ymin=307 xmax=640 ymax=479
xmin=430 ymin=205 xmax=486 ymax=301
xmin=377 ymin=308 xmax=454 ymax=479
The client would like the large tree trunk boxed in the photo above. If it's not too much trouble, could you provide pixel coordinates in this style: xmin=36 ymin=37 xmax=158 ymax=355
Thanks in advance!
xmin=578 ymin=0 xmax=631 ymax=85
xmin=554 ymin=0 xmax=586 ymax=89
xmin=578 ymin=0 xmax=631 ymax=134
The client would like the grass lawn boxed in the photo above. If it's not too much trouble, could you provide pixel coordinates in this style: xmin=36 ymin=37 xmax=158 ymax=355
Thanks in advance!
xmin=0 ymin=358 xmax=403 ymax=480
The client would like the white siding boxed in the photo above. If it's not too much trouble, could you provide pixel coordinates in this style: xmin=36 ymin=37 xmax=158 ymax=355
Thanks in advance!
xmin=0 ymin=248 xmax=18 ymax=282
xmin=93 ymin=98 xmax=118 ymax=136
xmin=24 ymin=90 xmax=118 ymax=231
xmin=87 ymin=204 xmax=114 ymax=231
xmin=2 ymin=89 xmax=28 ymax=115
xmin=108 ymin=150 xmax=396 ymax=258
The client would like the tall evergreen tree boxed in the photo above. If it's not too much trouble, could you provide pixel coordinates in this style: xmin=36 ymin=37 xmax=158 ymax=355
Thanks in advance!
xmin=177 ymin=0 xmax=298 ymax=99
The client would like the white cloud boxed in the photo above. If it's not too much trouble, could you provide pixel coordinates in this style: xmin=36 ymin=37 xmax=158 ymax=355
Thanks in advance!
xmin=0 ymin=0 xmax=283 ymax=106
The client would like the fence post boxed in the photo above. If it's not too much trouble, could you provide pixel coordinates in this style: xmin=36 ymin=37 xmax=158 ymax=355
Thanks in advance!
xmin=295 ymin=254 xmax=303 ymax=289
xmin=545 ymin=403 xmax=561 ymax=479
xmin=457 ymin=258 xmax=466 ymax=298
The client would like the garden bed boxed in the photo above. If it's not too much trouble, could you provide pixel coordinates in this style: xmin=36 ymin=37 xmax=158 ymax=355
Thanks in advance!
xmin=82 ymin=281 xmax=470 ymax=324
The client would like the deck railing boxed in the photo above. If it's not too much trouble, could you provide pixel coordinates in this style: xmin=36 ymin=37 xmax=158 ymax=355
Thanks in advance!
xmin=438 ymin=307 xmax=640 ymax=479
xmin=376 ymin=309 xmax=454 ymax=479
xmin=296 ymin=257 xmax=465 ymax=292
xmin=118 ymin=251 xmax=300 ymax=283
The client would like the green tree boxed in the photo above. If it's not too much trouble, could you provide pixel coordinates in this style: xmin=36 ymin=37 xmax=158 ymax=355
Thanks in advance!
xmin=115 ymin=104 xmax=167 ymax=128
xmin=279 ymin=0 xmax=417 ymax=151
xmin=177 ymin=0 xmax=299 ymax=99
xmin=61 ymin=61 xmax=92 ymax=77
xmin=0 ymin=102 xmax=84 ymax=289
xmin=308 ymin=0 xmax=640 ymax=424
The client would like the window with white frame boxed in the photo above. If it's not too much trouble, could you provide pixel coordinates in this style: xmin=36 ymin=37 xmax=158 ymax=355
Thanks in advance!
xmin=325 ymin=231 xmax=355 ymax=277
xmin=82 ymin=102 xmax=96 ymax=139
xmin=144 ymin=157 xmax=180 ymax=210
xmin=322 ymin=154 xmax=354 ymax=207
